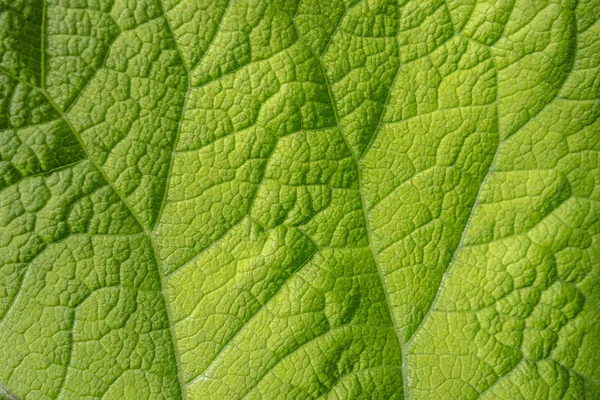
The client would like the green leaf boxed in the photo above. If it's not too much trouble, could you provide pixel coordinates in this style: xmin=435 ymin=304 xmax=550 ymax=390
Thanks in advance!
xmin=1 ymin=0 xmax=598 ymax=399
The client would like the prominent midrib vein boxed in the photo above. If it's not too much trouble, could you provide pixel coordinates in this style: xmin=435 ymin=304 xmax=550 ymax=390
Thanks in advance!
xmin=0 ymin=65 xmax=185 ymax=399
xmin=188 ymin=0 xmax=233 ymax=74
xmin=407 ymin=1 xmax=580 ymax=346
xmin=151 ymin=65 xmax=190 ymax=233
xmin=154 ymin=0 xmax=232 ymax=232
xmin=5 ymin=4 xmax=490 ymax=399
xmin=295 ymin=21 xmax=407 ymax=392
xmin=292 ymin=5 xmax=411 ymax=397
xmin=0 ymin=380 xmax=20 ymax=400
xmin=404 ymin=49 xmax=503 ymax=351
xmin=150 ymin=1 xmax=190 ymax=235
xmin=56 ymin=95 xmax=187 ymax=400
xmin=308 ymin=5 xmax=498 ymax=398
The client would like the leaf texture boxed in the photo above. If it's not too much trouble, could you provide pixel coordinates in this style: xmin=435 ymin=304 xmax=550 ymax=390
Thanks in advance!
xmin=0 ymin=0 xmax=598 ymax=399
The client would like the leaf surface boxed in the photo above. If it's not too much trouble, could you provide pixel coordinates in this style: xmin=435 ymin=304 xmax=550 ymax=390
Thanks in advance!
xmin=0 ymin=0 xmax=599 ymax=399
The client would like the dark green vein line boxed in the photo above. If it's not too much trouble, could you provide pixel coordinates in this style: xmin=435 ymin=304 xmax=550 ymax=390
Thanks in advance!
xmin=0 ymin=66 xmax=185 ymax=400
xmin=294 ymin=17 xmax=407 ymax=391
xmin=0 ymin=380 xmax=20 ymax=400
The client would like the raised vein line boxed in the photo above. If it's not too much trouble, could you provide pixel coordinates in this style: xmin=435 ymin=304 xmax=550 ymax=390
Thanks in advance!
xmin=158 ymin=0 xmax=189 ymax=73
xmin=0 ymin=66 xmax=186 ymax=400
xmin=185 ymin=247 xmax=319 ymax=388
xmin=406 ymin=52 xmax=503 ymax=346
xmin=189 ymin=0 xmax=233 ymax=73
xmin=152 ymin=76 xmax=190 ymax=232
xmin=295 ymin=14 xmax=406 ymax=385
xmin=0 ymin=380 xmax=20 ymax=400
xmin=153 ymin=0 xmax=233 ymax=232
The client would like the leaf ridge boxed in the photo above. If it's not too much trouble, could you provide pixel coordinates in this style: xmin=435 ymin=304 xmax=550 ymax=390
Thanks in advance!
xmin=185 ymin=245 xmax=319 ymax=388
xmin=0 ymin=380 xmax=20 ymax=400
xmin=0 ymin=65 xmax=185 ymax=399
xmin=295 ymin=10 xmax=406 ymax=386
xmin=409 ymin=1 xmax=581 ymax=341
xmin=405 ymin=48 xmax=503 ymax=345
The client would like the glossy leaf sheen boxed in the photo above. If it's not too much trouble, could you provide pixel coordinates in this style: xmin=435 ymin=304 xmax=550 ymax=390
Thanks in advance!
xmin=0 ymin=0 xmax=599 ymax=399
